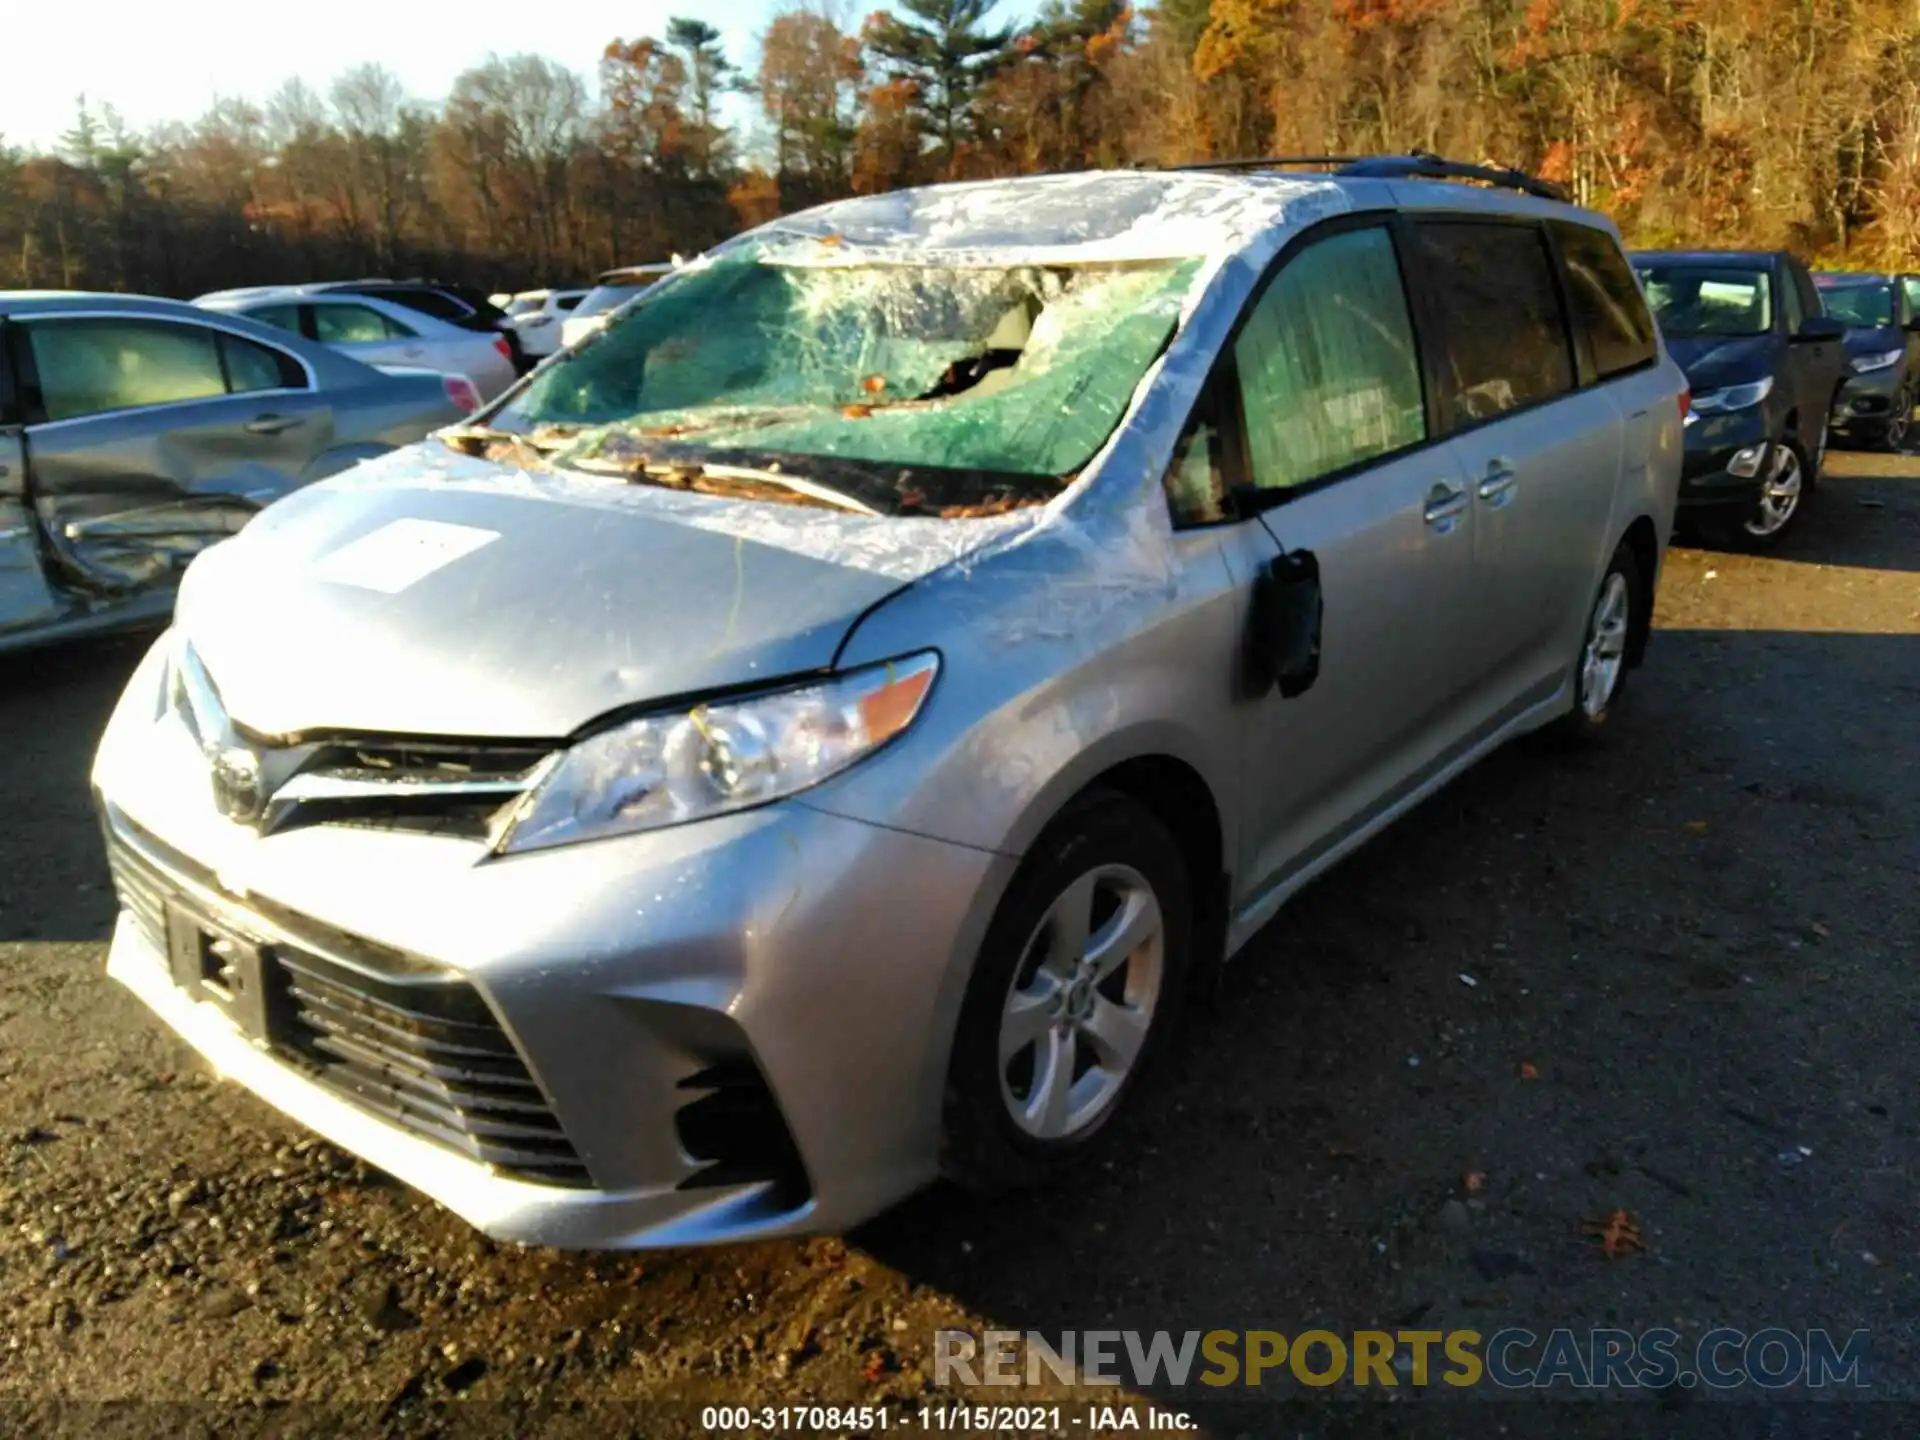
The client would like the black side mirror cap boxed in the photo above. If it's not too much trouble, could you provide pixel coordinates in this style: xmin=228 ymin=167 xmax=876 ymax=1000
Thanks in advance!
xmin=1794 ymin=316 xmax=1847 ymax=343
xmin=1244 ymin=550 xmax=1322 ymax=700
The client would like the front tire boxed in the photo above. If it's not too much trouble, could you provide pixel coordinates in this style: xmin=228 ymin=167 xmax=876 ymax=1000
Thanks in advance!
xmin=1885 ymin=384 xmax=1912 ymax=453
xmin=941 ymin=791 xmax=1192 ymax=1193
xmin=1704 ymin=435 xmax=1807 ymax=550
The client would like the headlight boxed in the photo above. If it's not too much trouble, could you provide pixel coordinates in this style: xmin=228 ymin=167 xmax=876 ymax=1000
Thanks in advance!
xmin=1689 ymin=377 xmax=1774 ymax=414
xmin=1850 ymin=349 xmax=1903 ymax=374
xmin=497 ymin=652 xmax=940 ymax=854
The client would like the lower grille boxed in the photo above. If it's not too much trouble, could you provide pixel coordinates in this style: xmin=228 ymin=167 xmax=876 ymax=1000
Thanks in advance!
xmin=101 ymin=818 xmax=591 ymax=1189
xmin=675 ymin=1062 xmax=811 ymax=1208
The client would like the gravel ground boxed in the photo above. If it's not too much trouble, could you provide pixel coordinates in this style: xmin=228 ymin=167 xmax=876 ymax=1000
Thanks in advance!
xmin=1 ymin=451 xmax=1916 ymax=1438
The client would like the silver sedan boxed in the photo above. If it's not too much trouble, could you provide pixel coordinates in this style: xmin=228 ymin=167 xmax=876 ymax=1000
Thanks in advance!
xmin=197 ymin=288 xmax=521 ymax=401
xmin=0 ymin=291 xmax=467 ymax=655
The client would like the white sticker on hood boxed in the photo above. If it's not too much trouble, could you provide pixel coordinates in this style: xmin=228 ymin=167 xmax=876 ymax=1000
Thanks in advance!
xmin=311 ymin=518 xmax=500 ymax=594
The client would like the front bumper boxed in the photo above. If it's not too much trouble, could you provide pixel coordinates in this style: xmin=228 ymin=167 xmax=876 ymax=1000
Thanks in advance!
xmin=1677 ymin=408 xmax=1770 ymax=516
xmin=95 ymin=679 xmax=1012 ymax=1248
xmin=1832 ymin=365 xmax=1906 ymax=432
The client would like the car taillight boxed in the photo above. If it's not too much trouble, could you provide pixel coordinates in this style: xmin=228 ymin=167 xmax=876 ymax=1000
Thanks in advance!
xmin=442 ymin=374 xmax=482 ymax=413
xmin=493 ymin=337 xmax=512 ymax=361
xmin=1678 ymin=388 xmax=1690 ymax=420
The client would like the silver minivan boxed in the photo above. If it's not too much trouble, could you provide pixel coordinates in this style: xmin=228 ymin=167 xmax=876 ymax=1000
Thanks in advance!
xmin=92 ymin=159 xmax=1685 ymax=1248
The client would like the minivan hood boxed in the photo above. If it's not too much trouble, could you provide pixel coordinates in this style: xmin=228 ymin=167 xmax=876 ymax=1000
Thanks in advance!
xmin=1665 ymin=334 xmax=1773 ymax=389
xmin=175 ymin=446 xmax=1035 ymax=739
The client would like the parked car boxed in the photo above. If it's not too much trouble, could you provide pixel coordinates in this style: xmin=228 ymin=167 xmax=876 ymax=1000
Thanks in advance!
xmin=195 ymin=289 xmax=520 ymax=402
xmin=1814 ymin=272 xmax=1920 ymax=451
xmin=203 ymin=279 xmax=527 ymax=372
xmin=505 ymin=288 xmax=589 ymax=360
xmin=1630 ymin=249 xmax=1848 ymax=546
xmin=94 ymin=159 xmax=1683 ymax=1248
xmin=0 ymin=292 xmax=466 ymax=655
xmin=558 ymin=264 xmax=675 ymax=349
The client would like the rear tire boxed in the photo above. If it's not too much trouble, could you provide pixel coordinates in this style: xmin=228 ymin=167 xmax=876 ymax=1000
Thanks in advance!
xmin=1553 ymin=539 xmax=1640 ymax=742
xmin=941 ymin=791 xmax=1191 ymax=1193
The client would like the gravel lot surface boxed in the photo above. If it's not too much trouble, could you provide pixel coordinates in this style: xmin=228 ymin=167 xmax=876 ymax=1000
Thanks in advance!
xmin=1 ymin=451 xmax=1916 ymax=1438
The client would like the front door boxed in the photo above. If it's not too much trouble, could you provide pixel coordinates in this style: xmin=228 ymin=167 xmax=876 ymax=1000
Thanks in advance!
xmin=1160 ymin=220 xmax=1483 ymax=919
xmin=12 ymin=313 xmax=335 ymax=594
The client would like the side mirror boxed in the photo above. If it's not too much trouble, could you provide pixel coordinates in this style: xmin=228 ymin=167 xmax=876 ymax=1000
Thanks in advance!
xmin=1244 ymin=549 xmax=1322 ymax=699
xmin=1794 ymin=315 xmax=1846 ymax=343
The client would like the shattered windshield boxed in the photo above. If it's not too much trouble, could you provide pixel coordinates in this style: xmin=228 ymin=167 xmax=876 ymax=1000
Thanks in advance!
xmin=487 ymin=246 xmax=1202 ymax=515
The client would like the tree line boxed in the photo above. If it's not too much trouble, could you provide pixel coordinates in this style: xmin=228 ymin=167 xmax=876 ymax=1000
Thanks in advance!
xmin=4 ymin=0 xmax=1918 ymax=300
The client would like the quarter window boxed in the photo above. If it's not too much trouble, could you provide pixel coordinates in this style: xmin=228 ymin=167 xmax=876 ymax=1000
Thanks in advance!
xmin=221 ymin=333 xmax=306 ymax=393
xmin=1233 ymin=226 xmax=1427 ymax=495
xmin=1416 ymin=222 xmax=1574 ymax=422
xmin=24 ymin=318 xmax=228 ymax=422
xmin=1552 ymin=223 xmax=1657 ymax=381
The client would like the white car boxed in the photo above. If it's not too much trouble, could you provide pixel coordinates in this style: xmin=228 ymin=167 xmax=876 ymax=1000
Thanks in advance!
xmin=559 ymin=265 xmax=676 ymax=350
xmin=195 ymin=288 xmax=520 ymax=401
xmin=505 ymin=288 xmax=589 ymax=360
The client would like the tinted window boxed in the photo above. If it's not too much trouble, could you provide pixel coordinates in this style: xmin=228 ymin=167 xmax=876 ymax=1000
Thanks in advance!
xmin=244 ymin=303 xmax=303 ymax=334
xmin=557 ymin=294 xmax=584 ymax=311
xmin=1552 ymin=223 xmax=1656 ymax=380
xmin=312 ymin=303 xmax=411 ymax=344
xmin=220 ymin=333 xmax=306 ymax=393
xmin=25 ymin=318 xmax=227 ymax=421
xmin=1233 ymin=226 xmax=1427 ymax=497
xmin=372 ymin=288 xmax=470 ymax=322
xmin=1635 ymin=264 xmax=1773 ymax=339
xmin=1417 ymin=222 xmax=1573 ymax=421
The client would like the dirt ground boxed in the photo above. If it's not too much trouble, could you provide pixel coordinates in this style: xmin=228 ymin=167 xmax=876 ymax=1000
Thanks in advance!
xmin=1 ymin=451 xmax=1916 ymax=1438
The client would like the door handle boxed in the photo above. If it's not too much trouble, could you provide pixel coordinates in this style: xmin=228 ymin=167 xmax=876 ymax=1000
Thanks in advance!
xmin=402 ymin=347 xmax=425 ymax=359
xmin=1423 ymin=481 xmax=1469 ymax=529
xmin=1477 ymin=460 xmax=1518 ymax=505
xmin=244 ymin=414 xmax=298 ymax=435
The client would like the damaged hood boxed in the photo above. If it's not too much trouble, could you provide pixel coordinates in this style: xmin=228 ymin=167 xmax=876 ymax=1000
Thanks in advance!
xmin=174 ymin=446 xmax=1036 ymax=739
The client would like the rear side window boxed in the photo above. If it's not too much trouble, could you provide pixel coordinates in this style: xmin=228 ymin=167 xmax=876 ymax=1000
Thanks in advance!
xmin=374 ymin=288 xmax=470 ymax=323
xmin=1552 ymin=223 xmax=1657 ymax=380
xmin=1782 ymin=268 xmax=1806 ymax=332
xmin=1231 ymin=226 xmax=1428 ymax=495
xmin=24 ymin=318 xmax=228 ymax=421
xmin=1415 ymin=222 xmax=1574 ymax=422
xmin=312 ymin=303 xmax=413 ymax=344
xmin=244 ymin=303 xmax=303 ymax=334
xmin=220 ymin=333 xmax=306 ymax=393
xmin=557 ymin=294 xmax=584 ymax=312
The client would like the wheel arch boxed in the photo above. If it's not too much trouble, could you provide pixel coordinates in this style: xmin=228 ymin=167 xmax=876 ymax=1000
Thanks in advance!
xmin=1618 ymin=514 xmax=1659 ymax=667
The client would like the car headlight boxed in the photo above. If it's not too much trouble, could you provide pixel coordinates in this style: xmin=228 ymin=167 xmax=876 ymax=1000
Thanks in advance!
xmin=496 ymin=652 xmax=940 ymax=854
xmin=1850 ymin=349 xmax=1903 ymax=374
xmin=1689 ymin=377 xmax=1774 ymax=414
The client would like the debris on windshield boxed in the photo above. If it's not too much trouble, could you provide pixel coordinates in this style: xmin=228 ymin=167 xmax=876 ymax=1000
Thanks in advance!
xmin=484 ymin=244 xmax=1202 ymax=510
xmin=439 ymin=424 xmax=577 ymax=469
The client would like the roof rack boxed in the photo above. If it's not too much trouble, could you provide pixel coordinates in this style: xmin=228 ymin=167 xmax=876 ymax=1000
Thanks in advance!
xmin=1175 ymin=150 xmax=1570 ymax=204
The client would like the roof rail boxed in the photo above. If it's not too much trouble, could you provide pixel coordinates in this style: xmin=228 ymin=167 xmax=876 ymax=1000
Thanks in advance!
xmin=1173 ymin=156 xmax=1362 ymax=173
xmin=1170 ymin=150 xmax=1569 ymax=203
xmin=1337 ymin=152 xmax=1569 ymax=203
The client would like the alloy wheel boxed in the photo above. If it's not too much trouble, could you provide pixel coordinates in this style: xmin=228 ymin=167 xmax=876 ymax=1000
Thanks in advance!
xmin=1889 ymin=388 xmax=1912 ymax=452
xmin=1579 ymin=571 xmax=1631 ymax=718
xmin=998 ymin=863 xmax=1164 ymax=1140
xmin=1744 ymin=443 xmax=1803 ymax=538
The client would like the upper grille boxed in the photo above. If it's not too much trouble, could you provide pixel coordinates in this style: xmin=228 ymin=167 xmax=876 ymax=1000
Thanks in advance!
xmin=101 ymin=815 xmax=590 ymax=1188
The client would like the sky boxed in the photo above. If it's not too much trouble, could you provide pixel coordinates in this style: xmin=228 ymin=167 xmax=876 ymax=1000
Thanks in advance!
xmin=3 ymin=0 xmax=1043 ymax=153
